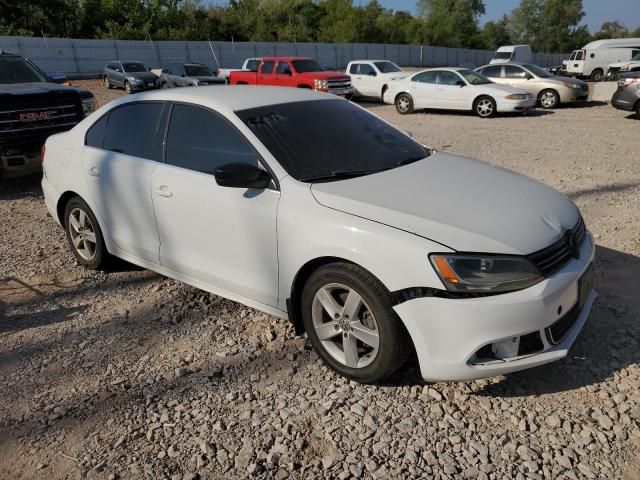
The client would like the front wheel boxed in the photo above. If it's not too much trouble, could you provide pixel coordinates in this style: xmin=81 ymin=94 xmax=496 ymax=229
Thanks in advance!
xmin=301 ymin=263 xmax=411 ymax=384
xmin=474 ymin=96 xmax=496 ymax=118
xmin=160 ymin=82 xmax=169 ymax=89
xmin=64 ymin=197 xmax=108 ymax=270
xmin=395 ymin=93 xmax=414 ymax=115
xmin=104 ymin=77 xmax=112 ymax=89
xmin=538 ymin=89 xmax=559 ymax=109
xmin=124 ymin=81 xmax=133 ymax=94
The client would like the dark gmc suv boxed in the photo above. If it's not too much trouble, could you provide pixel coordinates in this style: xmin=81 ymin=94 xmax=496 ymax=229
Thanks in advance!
xmin=0 ymin=50 xmax=96 ymax=179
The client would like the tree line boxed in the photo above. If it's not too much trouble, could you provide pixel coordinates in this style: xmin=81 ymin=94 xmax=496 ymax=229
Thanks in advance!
xmin=1 ymin=0 xmax=639 ymax=54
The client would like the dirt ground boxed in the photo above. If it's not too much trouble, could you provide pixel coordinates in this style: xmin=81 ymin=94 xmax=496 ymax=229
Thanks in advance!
xmin=0 ymin=81 xmax=639 ymax=480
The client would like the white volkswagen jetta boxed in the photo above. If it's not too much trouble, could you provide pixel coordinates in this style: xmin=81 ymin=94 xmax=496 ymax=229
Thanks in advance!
xmin=383 ymin=67 xmax=536 ymax=117
xmin=42 ymin=86 xmax=595 ymax=383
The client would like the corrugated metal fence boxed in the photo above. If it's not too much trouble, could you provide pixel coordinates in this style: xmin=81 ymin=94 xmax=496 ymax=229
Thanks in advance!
xmin=0 ymin=36 xmax=567 ymax=77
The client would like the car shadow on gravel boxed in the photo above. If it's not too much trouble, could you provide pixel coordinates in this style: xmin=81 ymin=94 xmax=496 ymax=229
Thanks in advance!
xmin=0 ymin=173 xmax=43 ymax=200
xmin=565 ymin=100 xmax=607 ymax=109
xmin=476 ymin=245 xmax=639 ymax=397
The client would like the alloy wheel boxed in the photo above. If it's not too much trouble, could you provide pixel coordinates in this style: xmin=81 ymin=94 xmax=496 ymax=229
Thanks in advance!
xmin=311 ymin=283 xmax=380 ymax=369
xmin=540 ymin=91 xmax=557 ymax=108
xmin=476 ymin=98 xmax=494 ymax=117
xmin=68 ymin=207 xmax=97 ymax=261
xmin=396 ymin=96 xmax=411 ymax=113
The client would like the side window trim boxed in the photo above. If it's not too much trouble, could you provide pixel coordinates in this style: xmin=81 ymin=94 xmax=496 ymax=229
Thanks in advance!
xmin=163 ymin=101 xmax=280 ymax=191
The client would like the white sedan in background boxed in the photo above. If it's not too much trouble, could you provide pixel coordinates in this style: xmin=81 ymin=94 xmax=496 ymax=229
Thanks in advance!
xmin=42 ymin=87 xmax=595 ymax=383
xmin=347 ymin=60 xmax=410 ymax=99
xmin=383 ymin=67 xmax=536 ymax=117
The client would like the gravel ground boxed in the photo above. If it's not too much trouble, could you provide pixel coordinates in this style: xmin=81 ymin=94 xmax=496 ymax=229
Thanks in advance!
xmin=0 ymin=82 xmax=639 ymax=480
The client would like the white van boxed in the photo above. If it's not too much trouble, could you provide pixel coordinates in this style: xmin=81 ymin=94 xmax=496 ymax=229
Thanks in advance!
xmin=566 ymin=38 xmax=640 ymax=81
xmin=490 ymin=45 xmax=533 ymax=65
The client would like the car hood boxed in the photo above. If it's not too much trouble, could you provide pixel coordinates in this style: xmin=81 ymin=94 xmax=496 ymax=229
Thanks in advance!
xmin=0 ymin=82 xmax=84 ymax=96
xmin=379 ymin=72 xmax=410 ymax=79
xmin=310 ymin=153 xmax=579 ymax=255
xmin=546 ymin=76 xmax=587 ymax=87
xmin=125 ymin=72 xmax=158 ymax=81
xmin=300 ymin=71 xmax=350 ymax=81
xmin=482 ymin=83 xmax=531 ymax=95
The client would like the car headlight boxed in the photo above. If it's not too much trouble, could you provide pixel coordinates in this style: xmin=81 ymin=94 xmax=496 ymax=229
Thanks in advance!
xmin=562 ymin=81 xmax=582 ymax=89
xmin=505 ymin=94 xmax=528 ymax=100
xmin=313 ymin=79 xmax=328 ymax=91
xmin=128 ymin=77 xmax=142 ymax=84
xmin=82 ymin=98 xmax=97 ymax=116
xmin=429 ymin=254 xmax=543 ymax=293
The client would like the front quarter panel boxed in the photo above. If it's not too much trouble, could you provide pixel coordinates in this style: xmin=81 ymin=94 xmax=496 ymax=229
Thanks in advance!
xmin=276 ymin=179 xmax=450 ymax=313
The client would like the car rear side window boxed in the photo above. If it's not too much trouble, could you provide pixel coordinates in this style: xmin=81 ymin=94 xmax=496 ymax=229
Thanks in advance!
xmin=103 ymin=103 xmax=164 ymax=160
xmin=480 ymin=65 xmax=502 ymax=78
xmin=85 ymin=114 xmax=109 ymax=148
xmin=261 ymin=61 xmax=275 ymax=74
xmin=412 ymin=71 xmax=438 ymax=84
xmin=165 ymin=104 xmax=257 ymax=174
xmin=504 ymin=66 xmax=526 ymax=79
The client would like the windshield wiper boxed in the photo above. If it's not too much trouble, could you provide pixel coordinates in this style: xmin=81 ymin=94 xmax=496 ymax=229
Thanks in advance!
xmin=300 ymin=168 xmax=388 ymax=183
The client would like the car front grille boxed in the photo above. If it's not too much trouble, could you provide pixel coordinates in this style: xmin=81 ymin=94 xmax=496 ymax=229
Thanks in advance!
xmin=0 ymin=96 xmax=83 ymax=147
xmin=528 ymin=216 xmax=587 ymax=277
xmin=327 ymin=78 xmax=353 ymax=93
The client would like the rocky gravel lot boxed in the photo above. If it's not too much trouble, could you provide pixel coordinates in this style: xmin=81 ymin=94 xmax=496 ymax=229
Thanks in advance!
xmin=1 ymin=82 xmax=639 ymax=480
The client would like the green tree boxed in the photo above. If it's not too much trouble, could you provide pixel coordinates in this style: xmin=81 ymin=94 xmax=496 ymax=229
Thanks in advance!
xmin=537 ymin=0 xmax=588 ymax=53
xmin=481 ymin=14 xmax=512 ymax=50
xmin=508 ymin=0 xmax=542 ymax=46
xmin=417 ymin=0 xmax=486 ymax=48
xmin=595 ymin=21 xmax=629 ymax=40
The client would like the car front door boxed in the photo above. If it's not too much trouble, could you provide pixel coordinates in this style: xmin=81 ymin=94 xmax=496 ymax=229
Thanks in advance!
xmin=82 ymin=102 xmax=167 ymax=263
xmin=274 ymin=60 xmax=295 ymax=87
xmin=151 ymin=103 xmax=280 ymax=307
xmin=351 ymin=63 xmax=378 ymax=97
xmin=478 ymin=65 xmax=503 ymax=85
xmin=257 ymin=60 xmax=276 ymax=85
xmin=409 ymin=71 xmax=439 ymax=108
xmin=436 ymin=71 xmax=469 ymax=109
xmin=503 ymin=65 xmax=531 ymax=89
xmin=112 ymin=62 xmax=125 ymax=86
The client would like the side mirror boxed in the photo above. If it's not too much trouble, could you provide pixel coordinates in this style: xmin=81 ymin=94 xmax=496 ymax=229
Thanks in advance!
xmin=525 ymin=74 xmax=533 ymax=80
xmin=284 ymin=69 xmax=292 ymax=76
xmin=214 ymin=163 xmax=272 ymax=189
xmin=48 ymin=72 xmax=68 ymax=84
xmin=456 ymin=80 xmax=466 ymax=87
xmin=368 ymin=71 xmax=377 ymax=77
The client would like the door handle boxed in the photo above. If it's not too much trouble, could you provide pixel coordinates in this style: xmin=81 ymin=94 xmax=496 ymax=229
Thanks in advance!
xmin=88 ymin=166 xmax=100 ymax=177
xmin=155 ymin=186 xmax=173 ymax=198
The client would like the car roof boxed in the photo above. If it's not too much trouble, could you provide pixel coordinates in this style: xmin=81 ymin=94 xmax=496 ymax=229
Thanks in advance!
xmin=350 ymin=59 xmax=393 ymax=63
xmin=416 ymin=67 xmax=468 ymax=73
xmin=108 ymin=85 xmax=336 ymax=112
xmin=260 ymin=57 xmax=314 ymax=61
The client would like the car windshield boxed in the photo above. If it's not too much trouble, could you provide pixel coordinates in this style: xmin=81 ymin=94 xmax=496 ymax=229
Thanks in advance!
xmin=184 ymin=65 xmax=212 ymax=76
xmin=494 ymin=52 xmax=512 ymax=60
xmin=123 ymin=62 xmax=147 ymax=73
xmin=459 ymin=69 xmax=492 ymax=85
xmin=292 ymin=60 xmax=323 ymax=73
xmin=0 ymin=55 xmax=49 ymax=83
xmin=373 ymin=61 xmax=402 ymax=73
xmin=521 ymin=64 xmax=552 ymax=78
xmin=236 ymin=99 xmax=429 ymax=183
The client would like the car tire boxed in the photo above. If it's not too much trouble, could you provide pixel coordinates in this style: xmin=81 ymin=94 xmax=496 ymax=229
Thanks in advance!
xmin=395 ymin=93 xmax=414 ymax=115
xmin=161 ymin=82 xmax=169 ymax=89
xmin=474 ymin=95 xmax=496 ymax=118
xmin=124 ymin=81 xmax=133 ymax=94
xmin=538 ymin=89 xmax=560 ymax=109
xmin=590 ymin=69 xmax=604 ymax=82
xmin=301 ymin=262 xmax=412 ymax=384
xmin=104 ymin=77 xmax=112 ymax=89
xmin=64 ymin=197 xmax=108 ymax=270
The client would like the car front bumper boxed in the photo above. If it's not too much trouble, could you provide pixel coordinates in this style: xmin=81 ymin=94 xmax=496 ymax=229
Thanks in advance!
xmin=1 ymin=146 xmax=43 ymax=178
xmin=394 ymin=233 xmax=596 ymax=381
xmin=497 ymin=96 xmax=537 ymax=112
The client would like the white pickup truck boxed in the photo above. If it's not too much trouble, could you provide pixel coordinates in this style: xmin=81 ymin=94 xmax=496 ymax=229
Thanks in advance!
xmin=216 ymin=58 xmax=260 ymax=83
xmin=346 ymin=60 xmax=409 ymax=100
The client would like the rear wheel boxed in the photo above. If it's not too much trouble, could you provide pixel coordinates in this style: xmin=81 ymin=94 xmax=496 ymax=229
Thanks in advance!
xmin=538 ymin=89 xmax=559 ymax=109
xmin=64 ymin=197 xmax=108 ymax=270
xmin=590 ymin=69 xmax=604 ymax=82
xmin=395 ymin=93 xmax=414 ymax=115
xmin=301 ymin=263 xmax=411 ymax=384
xmin=474 ymin=96 xmax=496 ymax=118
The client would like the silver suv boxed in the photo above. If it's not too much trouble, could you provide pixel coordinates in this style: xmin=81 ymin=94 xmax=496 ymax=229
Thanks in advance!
xmin=103 ymin=61 xmax=158 ymax=94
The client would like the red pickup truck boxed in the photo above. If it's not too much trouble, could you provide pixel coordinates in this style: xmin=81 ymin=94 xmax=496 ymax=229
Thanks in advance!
xmin=230 ymin=57 xmax=354 ymax=97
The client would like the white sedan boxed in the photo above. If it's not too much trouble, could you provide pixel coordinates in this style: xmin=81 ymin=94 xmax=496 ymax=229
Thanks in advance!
xmin=383 ymin=67 xmax=537 ymax=117
xmin=42 ymin=86 xmax=595 ymax=383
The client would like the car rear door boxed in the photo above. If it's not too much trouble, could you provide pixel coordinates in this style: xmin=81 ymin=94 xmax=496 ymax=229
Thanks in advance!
xmin=409 ymin=71 xmax=439 ymax=108
xmin=478 ymin=65 xmax=503 ymax=85
xmin=82 ymin=102 xmax=167 ymax=263
xmin=150 ymin=103 xmax=280 ymax=307
xmin=257 ymin=60 xmax=277 ymax=85
xmin=274 ymin=60 xmax=295 ymax=87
